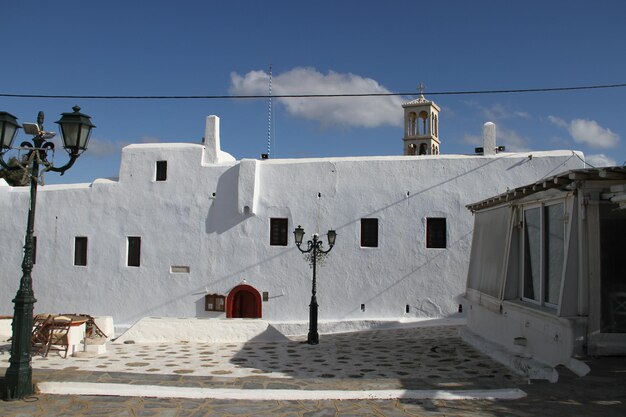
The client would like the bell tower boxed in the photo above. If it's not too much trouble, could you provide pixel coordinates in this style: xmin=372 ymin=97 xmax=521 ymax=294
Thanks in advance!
xmin=402 ymin=85 xmax=441 ymax=156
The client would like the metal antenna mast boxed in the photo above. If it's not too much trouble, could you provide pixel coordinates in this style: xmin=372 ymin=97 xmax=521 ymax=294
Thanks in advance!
xmin=266 ymin=64 xmax=273 ymax=158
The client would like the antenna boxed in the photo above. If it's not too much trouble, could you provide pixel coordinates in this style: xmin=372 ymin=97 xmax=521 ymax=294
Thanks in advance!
xmin=267 ymin=64 xmax=273 ymax=158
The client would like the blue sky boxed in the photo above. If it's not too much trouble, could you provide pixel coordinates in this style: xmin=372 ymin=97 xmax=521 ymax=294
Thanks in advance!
xmin=2 ymin=0 xmax=625 ymax=184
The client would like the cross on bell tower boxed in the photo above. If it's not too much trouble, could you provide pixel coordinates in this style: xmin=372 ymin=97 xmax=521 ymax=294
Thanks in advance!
xmin=402 ymin=84 xmax=441 ymax=156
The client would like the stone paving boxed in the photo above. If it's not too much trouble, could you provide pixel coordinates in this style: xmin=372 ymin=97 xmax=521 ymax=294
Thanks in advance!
xmin=1 ymin=324 xmax=626 ymax=416
xmin=2 ymin=325 xmax=520 ymax=388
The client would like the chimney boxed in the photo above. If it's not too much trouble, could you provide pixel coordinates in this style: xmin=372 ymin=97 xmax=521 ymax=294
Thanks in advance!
xmin=483 ymin=122 xmax=496 ymax=155
xmin=203 ymin=115 xmax=220 ymax=164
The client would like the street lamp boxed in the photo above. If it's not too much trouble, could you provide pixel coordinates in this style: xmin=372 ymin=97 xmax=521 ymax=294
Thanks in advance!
xmin=1 ymin=106 xmax=95 ymax=400
xmin=293 ymin=225 xmax=337 ymax=345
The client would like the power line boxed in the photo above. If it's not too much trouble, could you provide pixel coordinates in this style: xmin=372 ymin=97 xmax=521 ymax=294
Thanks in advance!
xmin=1 ymin=83 xmax=625 ymax=100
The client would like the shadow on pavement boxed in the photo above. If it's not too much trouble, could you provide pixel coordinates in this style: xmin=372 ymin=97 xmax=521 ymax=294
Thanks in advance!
xmin=229 ymin=325 xmax=521 ymax=390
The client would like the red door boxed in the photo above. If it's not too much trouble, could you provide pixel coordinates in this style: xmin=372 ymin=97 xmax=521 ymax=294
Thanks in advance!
xmin=227 ymin=284 xmax=262 ymax=318
xmin=234 ymin=291 xmax=256 ymax=318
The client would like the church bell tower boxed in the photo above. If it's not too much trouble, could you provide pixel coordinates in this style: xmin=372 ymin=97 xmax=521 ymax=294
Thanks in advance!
xmin=402 ymin=87 xmax=441 ymax=156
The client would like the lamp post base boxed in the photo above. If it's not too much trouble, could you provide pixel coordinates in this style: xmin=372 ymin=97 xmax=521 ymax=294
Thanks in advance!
xmin=307 ymin=297 xmax=319 ymax=345
xmin=4 ymin=368 xmax=34 ymax=401
xmin=4 ymin=291 xmax=36 ymax=400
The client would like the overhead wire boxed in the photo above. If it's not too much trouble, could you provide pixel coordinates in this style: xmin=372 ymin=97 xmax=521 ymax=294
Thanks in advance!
xmin=1 ymin=83 xmax=625 ymax=101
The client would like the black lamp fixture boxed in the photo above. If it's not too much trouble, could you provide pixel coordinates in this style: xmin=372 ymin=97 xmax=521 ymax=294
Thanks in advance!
xmin=55 ymin=106 xmax=95 ymax=153
xmin=0 ymin=111 xmax=21 ymax=151
xmin=293 ymin=225 xmax=337 ymax=345
xmin=1 ymin=107 xmax=94 ymax=400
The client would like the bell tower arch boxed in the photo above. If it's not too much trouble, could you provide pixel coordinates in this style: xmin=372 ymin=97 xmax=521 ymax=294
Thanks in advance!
xmin=402 ymin=87 xmax=441 ymax=155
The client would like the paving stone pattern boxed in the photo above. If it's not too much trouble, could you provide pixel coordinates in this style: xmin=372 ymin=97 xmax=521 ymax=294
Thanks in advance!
xmin=2 ymin=325 xmax=626 ymax=416
xmin=2 ymin=325 xmax=519 ymax=389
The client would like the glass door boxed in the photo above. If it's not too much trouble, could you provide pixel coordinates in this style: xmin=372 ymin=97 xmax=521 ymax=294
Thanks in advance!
xmin=589 ymin=201 xmax=626 ymax=355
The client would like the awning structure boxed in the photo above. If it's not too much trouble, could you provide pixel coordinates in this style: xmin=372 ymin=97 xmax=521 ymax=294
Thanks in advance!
xmin=467 ymin=167 xmax=626 ymax=212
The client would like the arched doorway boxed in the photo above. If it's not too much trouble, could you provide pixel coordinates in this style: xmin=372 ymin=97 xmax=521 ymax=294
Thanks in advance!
xmin=226 ymin=284 xmax=262 ymax=318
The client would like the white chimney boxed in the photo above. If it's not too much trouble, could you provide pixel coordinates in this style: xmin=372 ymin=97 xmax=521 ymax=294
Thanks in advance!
xmin=203 ymin=115 xmax=220 ymax=164
xmin=483 ymin=122 xmax=496 ymax=155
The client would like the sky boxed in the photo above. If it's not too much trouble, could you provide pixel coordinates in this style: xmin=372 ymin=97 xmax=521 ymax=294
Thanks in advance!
xmin=1 ymin=0 xmax=625 ymax=184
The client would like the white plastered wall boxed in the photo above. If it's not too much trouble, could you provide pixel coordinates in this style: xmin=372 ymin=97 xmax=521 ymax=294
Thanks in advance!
xmin=0 ymin=119 xmax=585 ymax=330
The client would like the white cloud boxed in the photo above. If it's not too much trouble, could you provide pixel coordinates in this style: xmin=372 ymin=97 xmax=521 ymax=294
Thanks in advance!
xmin=463 ymin=101 xmax=531 ymax=121
xmin=462 ymin=134 xmax=482 ymax=146
xmin=497 ymin=127 xmax=531 ymax=152
xmin=139 ymin=136 xmax=161 ymax=144
xmin=569 ymin=119 xmax=619 ymax=148
xmin=84 ymin=136 xmax=160 ymax=157
xmin=230 ymin=67 xmax=404 ymax=128
xmin=547 ymin=115 xmax=568 ymax=129
xmin=86 ymin=138 xmax=130 ymax=156
xmin=585 ymin=153 xmax=617 ymax=167
xmin=549 ymin=116 xmax=619 ymax=149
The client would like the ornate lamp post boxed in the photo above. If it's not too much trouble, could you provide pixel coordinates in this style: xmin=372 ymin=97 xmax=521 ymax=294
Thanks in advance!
xmin=293 ymin=226 xmax=337 ymax=345
xmin=1 ymin=106 xmax=95 ymax=400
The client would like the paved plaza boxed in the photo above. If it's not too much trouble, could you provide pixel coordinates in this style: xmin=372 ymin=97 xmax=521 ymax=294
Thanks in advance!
xmin=1 ymin=324 xmax=625 ymax=416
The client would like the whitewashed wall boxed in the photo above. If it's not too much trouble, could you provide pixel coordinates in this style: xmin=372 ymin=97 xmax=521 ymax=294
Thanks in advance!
xmin=0 ymin=119 xmax=585 ymax=329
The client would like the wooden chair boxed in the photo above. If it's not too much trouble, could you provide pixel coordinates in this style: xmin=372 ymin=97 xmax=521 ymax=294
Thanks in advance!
xmin=31 ymin=314 xmax=53 ymax=357
xmin=45 ymin=316 xmax=73 ymax=358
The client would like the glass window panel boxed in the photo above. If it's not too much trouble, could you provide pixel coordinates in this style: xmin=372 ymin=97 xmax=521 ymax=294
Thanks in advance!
xmin=361 ymin=218 xmax=378 ymax=247
xmin=426 ymin=218 xmax=447 ymax=248
xmin=74 ymin=237 xmax=88 ymax=266
xmin=270 ymin=218 xmax=288 ymax=246
xmin=523 ymin=207 xmax=541 ymax=301
xmin=155 ymin=161 xmax=167 ymax=181
xmin=205 ymin=294 xmax=225 ymax=312
xmin=466 ymin=206 xmax=511 ymax=297
xmin=545 ymin=204 xmax=565 ymax=305
xmin=599 ymin=203 xmax=626 ymax=333
xmin=127 ymin=236 xmax=141 ymax=267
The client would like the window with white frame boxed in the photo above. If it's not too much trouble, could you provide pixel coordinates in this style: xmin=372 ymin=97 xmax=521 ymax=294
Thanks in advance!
xmin=522 ymin=201 xmax=565 ymax=307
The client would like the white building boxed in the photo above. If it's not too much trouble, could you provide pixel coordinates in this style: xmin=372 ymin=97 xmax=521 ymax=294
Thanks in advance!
xmin=0 ymin=97 xmax=585 ymax=331
xmin=464 ymin=167 xmax=626 ymax=376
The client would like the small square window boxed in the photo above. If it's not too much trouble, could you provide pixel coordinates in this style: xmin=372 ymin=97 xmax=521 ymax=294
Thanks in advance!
xmin=361 ymin=218 xmax=379 ymax=247
xmin=155 ymin=161 xmax=167 ymax=181
xmin=127 ymin=236 xmax=141 ymax=267
xmin=270 ymin=218 xmax=288 ymax=246
xmin=205 ymin=294 xmax=225 ymax=311
xmin=74 ymin=236 xmax=88 ymax=266
xmin=426 ymin=218 xmax=446 ymax=248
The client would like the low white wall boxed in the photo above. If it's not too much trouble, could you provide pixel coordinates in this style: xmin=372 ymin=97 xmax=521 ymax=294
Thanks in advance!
xmin=465 ymin=298 xmax=587 ymax=372
xmin=0 ymin=318 xmax=12 ymax=341
xmin=113 ymin=317 xmax=290 ymax=344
